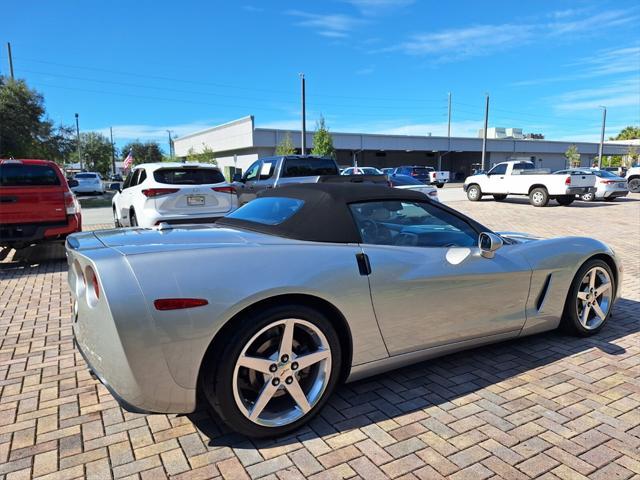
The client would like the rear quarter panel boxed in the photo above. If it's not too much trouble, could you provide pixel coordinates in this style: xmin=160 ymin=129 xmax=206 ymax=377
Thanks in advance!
xmin=125 ymin=242 xmax=388 ymax=390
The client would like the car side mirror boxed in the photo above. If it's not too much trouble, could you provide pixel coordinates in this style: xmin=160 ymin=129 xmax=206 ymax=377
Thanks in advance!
xmin=233 ymin=173 xmax=243 ymax=182
xmin=479 ymin=232 xmax=503 ymax=259
xmin=68 ymin=179 xmax=79 ymax=187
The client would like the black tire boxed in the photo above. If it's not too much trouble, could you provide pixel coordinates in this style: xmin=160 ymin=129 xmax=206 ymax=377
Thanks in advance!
xmin=604 ymin=197 xmax=616 ymax=202
xmin=561 ymin=259 xmax=615 ymax=336
xmin=436 ymin=183 xmax=444 ymax=189
xmin=129 ymin=210 xmax=138 ymax=227
xmin=556 ymin=195 xmax=575 ymax=206
xmin=580 ymin=192 xmax=595 ymax=202
xmin=200 ymin=304 xmax=342 ymax=438
xmin=529 ymin=187 xmax=549 ymax=207
xmin=466 ymin=184 xmax=482 ymax=201
xmin=628 ymin=178 xmax=640 ymax=193
xmin=493 ymin=194 xmax=507 ymax=201
xmin=113 ymin=208 xmax=121 ymax=228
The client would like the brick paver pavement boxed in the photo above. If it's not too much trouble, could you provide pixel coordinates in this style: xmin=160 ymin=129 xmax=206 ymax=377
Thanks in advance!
xmin=1 ymin=194 xmax=639 ymax=479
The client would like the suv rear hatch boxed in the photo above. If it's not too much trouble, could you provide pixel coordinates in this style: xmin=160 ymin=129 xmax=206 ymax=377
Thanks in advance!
xmin=409 ymin=167 xmax=432 ymax=182
xmin=150 ymin=166 xmax=234 ymax=216
xmin=0 ymin=161 xmax=67 ymax=224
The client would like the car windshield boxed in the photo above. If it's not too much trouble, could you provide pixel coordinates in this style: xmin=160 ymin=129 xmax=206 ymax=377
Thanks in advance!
xmin=282 ymin=158 xmax=338 ymax=177
xmin=593 ymin=170 xmax=618 ymax=178
xmin=391 ymin=174 xmax=424 ymax=186
xmin=0 ymin=164 xmax=60 ymax=186
xmin=75 ymin=173 xmax=98 ymax=179
xmin=154 ymin=167 xmax=225 ymax=184
xmin=225 ymin=197 xmax=304 ymax=225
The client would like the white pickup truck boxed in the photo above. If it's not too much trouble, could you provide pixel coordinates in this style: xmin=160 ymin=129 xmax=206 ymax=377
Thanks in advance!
xmin=625 ymin=165 xmax=640 ymax=193
xmin=463 ymin=160 xmax=597 ymax=207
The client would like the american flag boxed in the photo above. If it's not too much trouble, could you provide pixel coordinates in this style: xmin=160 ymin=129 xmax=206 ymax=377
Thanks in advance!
xmin=123 ymin=150 xmax=133 ymax=170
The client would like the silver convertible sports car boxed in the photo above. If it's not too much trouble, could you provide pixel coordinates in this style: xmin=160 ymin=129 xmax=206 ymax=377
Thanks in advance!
xmin=67 ymin=183 xmax=622 ymax=437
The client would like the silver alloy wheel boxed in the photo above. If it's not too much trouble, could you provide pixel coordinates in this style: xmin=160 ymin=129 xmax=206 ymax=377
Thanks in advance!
xmin=232 ymin=318 xmax=332 ymax=427
xmin=581 ymin=192 xmax=595 ymax=201
xmin=532 ymin=191 xmax=545 ymax=205
xmin=576 ymin=266 xmax=612 ymax=330
xmin=468 ymin=186 xmax=479 ymax=200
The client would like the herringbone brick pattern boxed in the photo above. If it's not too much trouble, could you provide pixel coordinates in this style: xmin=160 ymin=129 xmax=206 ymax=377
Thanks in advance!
xmin=1 ymin=195 xmax=639 ymax=479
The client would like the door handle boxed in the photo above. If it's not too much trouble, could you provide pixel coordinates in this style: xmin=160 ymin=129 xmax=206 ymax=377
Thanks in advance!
xmin=355 ymin=253 xmax=371 ymax=275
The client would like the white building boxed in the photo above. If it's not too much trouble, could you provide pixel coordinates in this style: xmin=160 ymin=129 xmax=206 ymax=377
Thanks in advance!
xmin=174 ymin=116 xmax=635 ymax=180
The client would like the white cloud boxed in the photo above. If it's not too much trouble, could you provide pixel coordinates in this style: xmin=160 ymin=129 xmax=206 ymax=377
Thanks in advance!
xmin=553 ymin=78 xmax=640 ymax=112
xmin=389 ymin=9 xmax=638 ymax=61
xmin=286 ymin=10 xmax=364 ymax=38
xmin=96 ymin=122 xmax=217 ymax=142
xmin=343 ymin=0 xmax=414 ymax=15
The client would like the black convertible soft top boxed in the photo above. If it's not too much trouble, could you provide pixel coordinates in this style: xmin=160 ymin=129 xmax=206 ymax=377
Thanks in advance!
xmin=217 ymin=183 xmax=490 ymax=243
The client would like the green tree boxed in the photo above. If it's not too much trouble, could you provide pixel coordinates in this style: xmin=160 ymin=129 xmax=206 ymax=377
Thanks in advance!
xmin=121 ymin=141 xmax=164 ymax=166
xmin=68 ymin=132 xmax=114 ymax=175
xmin=186 ymin=144 xmax=217 ymax=164
xmin=564 ymin=144 xmax=581 ymax=167
xmin=311 ymin=116 xmax=335 ymax=158
xmin=610 ymin=126 xmax=640 ymax=140
xmin=0 ymin=76 xmax=64 ymax=160
xmin=275 ymin=132 xmax=296 ymax=155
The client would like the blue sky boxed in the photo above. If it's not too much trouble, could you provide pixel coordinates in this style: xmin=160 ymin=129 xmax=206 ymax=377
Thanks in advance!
xmin=3 ymin=0 xmax=639 ymax=150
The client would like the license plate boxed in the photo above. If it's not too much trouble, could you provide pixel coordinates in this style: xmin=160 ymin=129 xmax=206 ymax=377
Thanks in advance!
xmin=187 ymin=195 xmax=205 ymax=206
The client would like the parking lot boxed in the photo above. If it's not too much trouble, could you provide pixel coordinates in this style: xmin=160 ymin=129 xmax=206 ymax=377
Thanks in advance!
xmin=1 ymin=192 xmax=639 ymax=480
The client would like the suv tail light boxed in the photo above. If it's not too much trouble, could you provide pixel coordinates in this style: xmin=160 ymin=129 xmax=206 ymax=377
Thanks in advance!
xmin=64 ymin=191 xmax=80 ymax=215
xmin=565 ymin=176 xmax=571 ymax=185
xmin=212 ymin=186 xmax=236 ymax=194
xmin=142 ymin=188 xmax=179 ymax=197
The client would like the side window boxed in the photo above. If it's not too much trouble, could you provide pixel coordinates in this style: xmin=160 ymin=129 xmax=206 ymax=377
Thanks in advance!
xmin=122 ymin=171 xmax=134 ymax=189
xmin=349 ymin=200 xmax=479 ymax=248
xmin=244 ymin=161 xmax=261 ymax=182
xmin=488 ymin=164 xmax=507 ymax=175
xmin=138 ymin=169 xmax=147 ymax=184
xmin=259 ymin=159 xmax=277 ymax=180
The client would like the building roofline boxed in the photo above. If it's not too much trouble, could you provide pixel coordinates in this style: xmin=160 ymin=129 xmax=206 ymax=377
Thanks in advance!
xmin=175 ymin=115 xmax=254 ymax=141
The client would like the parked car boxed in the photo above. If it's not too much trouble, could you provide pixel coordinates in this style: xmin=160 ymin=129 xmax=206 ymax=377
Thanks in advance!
xmin=233 ymin=155 xmax=340 ymax=205
xmin=393 ymin=166 xmax=449 ymax=188
xmin=112 ymin=162 xmax=237 ymax=228
xmin=109 ymin=173 xmax=124 ymax=182
xmin=0 ymin=159 xmax=82 ymax=249
xmin=381 ymin=168 xmax=395 ymax=176
xmin=341 ymin=166 xmax=384 ymax=176
xmin=554 ymin=168 xmax=628 ymax=201
xmin=463 ymin=160 xmax=596 ymax=206
xmin=68 ymin=182 xmax=620 ymax=437
xmin=72 ymin=172 xmax=105 ymax=195
xmin=388 ymin=174 xmax=439 ymax=201
xmin=625 ymin=165 xmax=640 ymax=193
xmin=601 ymin=166 xmax=627 ymax=178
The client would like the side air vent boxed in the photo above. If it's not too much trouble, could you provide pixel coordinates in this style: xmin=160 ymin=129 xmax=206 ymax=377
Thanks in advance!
xmin=536 ymin=273 xmax=552 ymax=311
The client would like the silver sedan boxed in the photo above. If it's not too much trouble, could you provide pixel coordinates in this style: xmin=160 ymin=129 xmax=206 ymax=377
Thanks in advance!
xmin=556 ymin=168 xmax=628 ymax=201
xmin=67 ymin=183 xmax=621 ymax=437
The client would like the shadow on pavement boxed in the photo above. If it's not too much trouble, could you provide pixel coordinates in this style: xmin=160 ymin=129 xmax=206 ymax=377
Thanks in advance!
xmin=189 ymin=297 xmax=640 ymax=449
xmin=0 ymin=242 xmax=66 ymax=274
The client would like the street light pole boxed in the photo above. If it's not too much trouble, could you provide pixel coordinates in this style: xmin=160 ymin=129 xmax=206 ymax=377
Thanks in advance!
xmin=481 ymin=94 xmax=490 ymax=171
xmin=300 ymin=73 xmax=306 ymax=156
xmin=75 ymin=113 xmax=82 ymax=171
xmin=110 ymin=127 xmax=116 ymax=175
xmin=598 ymin=106 xmax=607 ymax=168
xmin=7 ymin=43 xmax=14 ymax=79
xmin=166 ymin=130 xmax=174 ymax=159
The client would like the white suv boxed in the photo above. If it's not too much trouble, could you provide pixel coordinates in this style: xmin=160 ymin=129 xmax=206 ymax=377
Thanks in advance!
xmin=112 ymin=163 xmax=238 ymax=228
xmin=72 ymin=172 xmax=104 ymax=195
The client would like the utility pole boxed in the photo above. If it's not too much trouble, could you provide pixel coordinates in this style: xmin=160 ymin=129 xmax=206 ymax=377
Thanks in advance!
xmin=166 ymin=130 xmax=174 ymax=159
xmin=481 ymin=94 xmax=490 ymax=171
xmin=75 ymin=113 xmax=82 ymax=171
xmin=300 ymin=73 xmax=306 ymax=156
xmin=597 ymin=106 xmax=607 ymax=168
xmin=441 ymin=92 xmax=452 ymax=171
xmin=7 ymin=43 xmax=14 ymax=79
xmin=110 ymin=127 xmax=116 ymax=175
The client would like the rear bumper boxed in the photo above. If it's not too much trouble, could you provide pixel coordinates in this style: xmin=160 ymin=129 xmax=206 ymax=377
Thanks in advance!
xmin=566 ymin=186 xmax=596 ymax=195
xmin=0 ymin=215 xmax=81 ymax=245
xmin=602 ymin=189 xmax=629 ymax=199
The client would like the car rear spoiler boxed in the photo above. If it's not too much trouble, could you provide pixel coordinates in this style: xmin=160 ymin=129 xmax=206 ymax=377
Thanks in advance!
xmin=317 ymin=174 xmax=389 ymax=185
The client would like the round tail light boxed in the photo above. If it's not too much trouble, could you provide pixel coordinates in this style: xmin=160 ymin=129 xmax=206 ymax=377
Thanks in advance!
xmin=85 ymin=266 xmax=100 ymax=306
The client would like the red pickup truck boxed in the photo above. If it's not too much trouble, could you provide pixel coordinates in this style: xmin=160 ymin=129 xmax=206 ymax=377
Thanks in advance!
xmin=0 ymin=159 xmax=82 ymax=249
